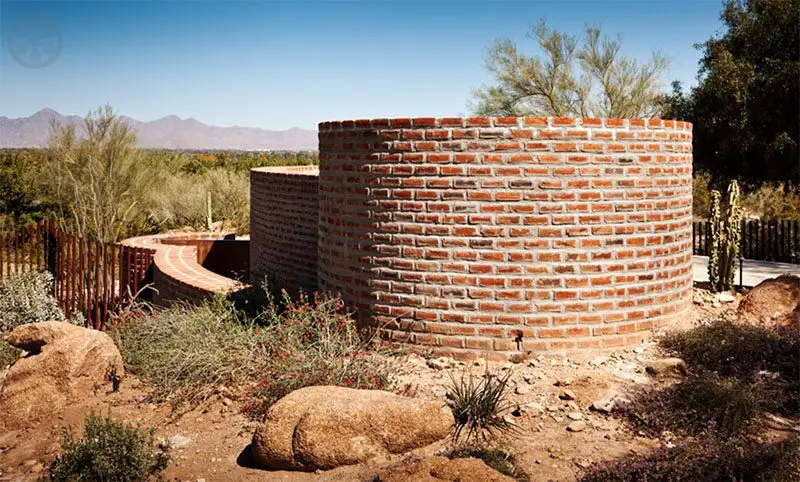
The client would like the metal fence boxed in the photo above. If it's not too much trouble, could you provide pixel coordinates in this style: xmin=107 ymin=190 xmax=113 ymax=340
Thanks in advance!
xmin=0 ymin=219 xmax=153 ymax=329
xmin=693 ymin=219 xmax=800 ymax=264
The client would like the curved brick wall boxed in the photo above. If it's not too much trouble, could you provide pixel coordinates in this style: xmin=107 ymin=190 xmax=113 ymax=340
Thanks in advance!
xmin=318 ymin=117 xmax=693 ymax=359
xmin=250 ymin=166 xmax=320 ymax=291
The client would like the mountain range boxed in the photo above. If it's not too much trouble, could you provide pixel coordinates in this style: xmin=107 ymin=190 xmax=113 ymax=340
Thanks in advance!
xmin=0 ymin=109 xmax=318 ymax=150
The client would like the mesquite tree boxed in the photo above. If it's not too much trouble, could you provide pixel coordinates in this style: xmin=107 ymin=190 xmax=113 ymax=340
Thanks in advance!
xmin=708 ymin=180 xmax=742 ymax=292
xmin=471 ymin=20 xmax=669 ymax=118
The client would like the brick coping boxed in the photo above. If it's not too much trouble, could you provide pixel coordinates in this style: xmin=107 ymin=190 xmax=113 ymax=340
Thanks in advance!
xmin=319 ymin=116 xmax=692 ymax=130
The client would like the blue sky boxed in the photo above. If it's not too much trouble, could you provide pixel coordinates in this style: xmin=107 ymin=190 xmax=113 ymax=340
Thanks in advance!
xmin=0 ymin=0 xmax=724 ymax=130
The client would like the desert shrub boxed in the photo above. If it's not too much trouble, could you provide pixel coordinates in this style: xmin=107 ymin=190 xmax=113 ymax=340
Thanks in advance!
xmin=446 ymin=370 xmax=516 ymax=445
xmin=741 ymin=182 xmax=800 ymax=221
xmin=0 ymin=271 xmax=65 ymax=332
xmin=241 ymin=291 xmax=393 ymax=419
xmin=693 ymin=171 xmax=713 ymax=220
xmin=47 ymin=412 xmax=170 ymax=482
xmin=580 ymin=434 xmax=800 ymax=482
xmin=447 ymin=446 xmax=529 ymax=481
xmin=0 ymin=341 xmax=21 ymax=370
xmin=114 ymin=291 xmax=393 ymax=414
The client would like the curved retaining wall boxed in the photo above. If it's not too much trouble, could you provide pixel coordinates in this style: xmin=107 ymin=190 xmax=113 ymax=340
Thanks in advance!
xmin=250 ymin=166 xmax=320 ymax=291
xmin=317 ymin=117 xmax=693 ymax=359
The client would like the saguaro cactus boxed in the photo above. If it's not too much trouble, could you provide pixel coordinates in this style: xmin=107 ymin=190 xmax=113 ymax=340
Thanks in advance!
xmin=707 ymin=180 xmax=742 ymax=292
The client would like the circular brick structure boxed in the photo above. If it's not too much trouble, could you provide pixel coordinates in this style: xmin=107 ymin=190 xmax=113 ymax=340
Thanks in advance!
xmin=317 ymin=117 xmax=693 ymax=359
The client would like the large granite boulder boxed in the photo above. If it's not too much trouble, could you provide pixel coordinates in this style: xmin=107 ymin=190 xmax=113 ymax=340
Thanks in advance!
xmin=252 ymin=386 xmax=454 ymax=471
xmin=0 ymin=321 xmax=123 ymax=429
xmin=738 ymin=274 xmax=800 ymax=328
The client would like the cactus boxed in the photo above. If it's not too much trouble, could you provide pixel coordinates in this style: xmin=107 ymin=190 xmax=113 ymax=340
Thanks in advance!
xmin=707 ymin=180 xmax=742 ymax=292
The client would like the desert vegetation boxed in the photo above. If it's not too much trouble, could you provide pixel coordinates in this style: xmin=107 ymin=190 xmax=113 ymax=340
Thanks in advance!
xmin=0 ymin=107 xmax=317 ymax=238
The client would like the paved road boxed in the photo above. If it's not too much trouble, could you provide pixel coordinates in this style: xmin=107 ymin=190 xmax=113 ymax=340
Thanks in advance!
xmin=693 ymin=255 xmax=800 ymax=287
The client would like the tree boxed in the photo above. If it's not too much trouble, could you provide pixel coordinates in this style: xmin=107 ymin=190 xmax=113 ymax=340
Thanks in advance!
xmin=471 ymin=20 xmax=669 ymax=118
xmin=662 ymin=0 xmax=800 ymax=184
xmin=47 ymin=106 xmax=151 ymax=242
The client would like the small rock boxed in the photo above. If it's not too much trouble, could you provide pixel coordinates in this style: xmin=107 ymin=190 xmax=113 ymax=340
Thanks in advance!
xmin=559 ymin=390 xmax=576 ymax=401
xmin=633 ymin=346 xmax=645 ymax=354
xmin=523 ymin=374 xmax=536 ymax=384
xmin=590 ymin=399 xmax=615 ymax=414
xmin=589 ymin=356 xmax=608 ymax=367
xmin=427 ymin=357 xmax=456 ymax=370
xmin=567 ymin=412 xmax=583 ymax=421
xmin=567 ymin=421 xmax=586 ymax=432
xmin=565 ymin=400 xmax=580 ymax=411
xmin=554 ymin=378 xmax=573 ymax=387
xmin=717 ymin=291 xmax=736 ymax=303
xmin=168 ymin=435 xmax=193 ymax=449
xmin=222 ymin=397 xmax=233 ymax=407
xmin=644 ymin=358 xmax=687 ymax=377
xmin=515 ymin=385 xmax=530 ymax=395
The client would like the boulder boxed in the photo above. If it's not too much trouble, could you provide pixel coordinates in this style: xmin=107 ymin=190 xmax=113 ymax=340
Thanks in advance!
xmin=738 ymin=275 xmax=800 ymax=328
xmin=375 ymin=456 xmax=514 ymax=482
xmin=644 ymin=358 xmax=687 ymax=377
xmin=251 ymin=386 xmax=454 ymax=471
xmin=0 ymin=321 xmax=123 ymax=430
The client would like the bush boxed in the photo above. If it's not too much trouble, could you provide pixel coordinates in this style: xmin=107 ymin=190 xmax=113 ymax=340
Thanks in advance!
xmin=693 ymin=171 xmax=713 ymax=219
xmin=580 ymin=434 xmax=800 ymax=482
xmin=446 ymin=370 xmax=516 ymax=445
xmin=0 ymin=271 xmax=65 ymax=333
xmin=741 ymin=182 xmax=800 ymax=221
xmin=0 ymin=341 xmax=21 ymax=370
xmin=114 ymin=291 xmax=393 ymax=415
xmin=47 ymin=412 xmax=170 ymax=482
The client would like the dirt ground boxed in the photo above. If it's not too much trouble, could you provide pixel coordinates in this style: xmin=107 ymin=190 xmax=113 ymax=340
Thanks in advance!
xmin=0 ymin=287 xmax=737 ymax=482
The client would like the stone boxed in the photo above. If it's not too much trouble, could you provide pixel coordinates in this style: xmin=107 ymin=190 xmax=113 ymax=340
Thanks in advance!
xmin=168 ymin=435 xmax=193 ymax=449
xmin=376 ymin=455 xmax=514 ymax=482
xmin=554 ymin=378 xmax=573 ymax=387
xmin=717 ymin=292 xmax=736 ymax=303
xmin=738 ymin=275 xmax=800 ymax=328
xmin=567 ymin=412 xmax=583 ymax=421
xmin=559 ymin=390 xmax=576 ymax=401
xmin=251 ymin=386 xmax=453 ymax=471
xmin=427 ymin=357 xmax=456 ymax=371
xmin=567 ymin=421 xmax=586 ymax=432
xmin=644 ymin=358 xmax=687 ymax=377
xmin=514 ymin=385 xmax=530 ymax=395
xmin=590 ymin=399 xmax=615 ymax=414
xmin=0 ymin=321 xmax=123 ymax=430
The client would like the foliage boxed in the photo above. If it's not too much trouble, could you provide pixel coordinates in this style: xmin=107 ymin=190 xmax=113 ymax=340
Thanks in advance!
xmin=692 ymin=171 xmax=713 ymax=219
xmin=241 ymin=290 xmax=393 ymax=420
xmin=661 ymin=0 xmax=800 ymax=183
xmin=0 ymin=271 xmax=67 ymax=333
xmin=707 ymin=180 xmax=741 ymax=292
xmin=0 ymin=150 xmax=51 ymax=229
xmin=446 ymin=370 xmax=516 ymax=445
xmin=447 ymin=446 xmax=529 ymax=481
xmin=580 ymin=434 xmax=800 ymax=482
xmin=47 ymin=412 xmax=170 ymax=482
xmin=47 ymin=105 xmax=154 ymax=242
xmin=740 ymin=182 xmax=800 ymax=221
xmin=472 ymin=19 xmax=669 ymax=118
xmin=0 ymin=341 xmax=21 ymax=370
xmin=114 ymin=290 xmax=392 ymax=415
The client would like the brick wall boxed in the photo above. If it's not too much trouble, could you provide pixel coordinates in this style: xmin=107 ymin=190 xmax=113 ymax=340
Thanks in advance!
xmin=317 ymin=117 xmax=693 ymax=359
xmin=250 ymin=166 xmax=320 ymax=291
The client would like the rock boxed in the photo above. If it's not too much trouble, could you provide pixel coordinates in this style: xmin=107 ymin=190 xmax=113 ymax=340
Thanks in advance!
xmin=567 ymin=412 xmax=583 ymax=421
xmin=0 ymin=321 xmax=123 ymax=430
xmin=251 ymin=386 xmax=453 ymax=471
xmin=376 ymin=455 xmax=514 ymax=482
xmin=717 ymin=291 xmax=736 ymax=303
xmin=644 ymin=358 xmax=687 ymax=377
xmin=514 ymin=385 xmax=530 ymax=395
xmin=168 ymin=435 xmax=193 ymax=449
xmin=590 ymin=399 xmax=615 ymax=414
xmin=559 ymin=390 xmax=576 ymax=401
xmin=567 ymin=421 xmax=586 ymax=432
xmin=554 ymin=378 xmax=573 ymax=387
xmin=738 ymin=275 xmax=800 ymax=328
xmin=427 ymin=357 xmax=456 ymax=370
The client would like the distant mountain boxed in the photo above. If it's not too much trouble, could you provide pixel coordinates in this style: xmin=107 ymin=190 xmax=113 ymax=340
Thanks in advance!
xmin=0 ymin=109 xmax=318 ymax=150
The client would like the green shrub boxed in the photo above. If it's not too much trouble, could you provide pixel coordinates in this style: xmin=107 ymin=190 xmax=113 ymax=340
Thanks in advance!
xmin=47 ymin=412 xmax=170 ymax=482
xmin=0 ymin=341 xmax=21 ymax=370
xmin=114 ymin=291 xmax=393 ymax=415
xmin=693 ymin=171 xmax=713 ymax=220
xmin=446 ymin=370 xmax=516 ymax=445
xmin=580 ymin=434 xmax=800 ymax=482
xmin=741 ymin=182 xmax=800 ymax=221
xmin=0 ymin=271 xmax=67 ymax=333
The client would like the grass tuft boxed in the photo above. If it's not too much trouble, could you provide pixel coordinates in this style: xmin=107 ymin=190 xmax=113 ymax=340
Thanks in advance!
xmin=446 ymin=370 xmax=517 ymax=445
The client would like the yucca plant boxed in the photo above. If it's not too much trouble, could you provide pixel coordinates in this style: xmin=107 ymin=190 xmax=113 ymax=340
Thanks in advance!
xmin=446 ymin=369 xmax=517 ymax=444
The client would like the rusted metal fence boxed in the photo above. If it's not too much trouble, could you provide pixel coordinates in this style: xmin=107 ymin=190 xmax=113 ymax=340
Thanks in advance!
xmin=693 ymin=219 xmax=800 ymax=264
xmin=0 ymin=219 xmax=154 ymax=329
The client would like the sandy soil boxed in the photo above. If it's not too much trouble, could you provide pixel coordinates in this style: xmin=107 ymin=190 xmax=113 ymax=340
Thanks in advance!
xmin=0 ymin=287 xmax=737 ymax=482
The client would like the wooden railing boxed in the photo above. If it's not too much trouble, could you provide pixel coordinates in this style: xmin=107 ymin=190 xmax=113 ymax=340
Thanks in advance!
xmin=0 ymin=219 xmax=154 ymax=329
xmin=693 ymin=219 xmax=800 ymax=264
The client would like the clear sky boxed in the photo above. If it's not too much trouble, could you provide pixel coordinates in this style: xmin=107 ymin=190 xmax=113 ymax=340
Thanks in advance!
xmin=0 ymin=0 xmax=724 ymax=130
